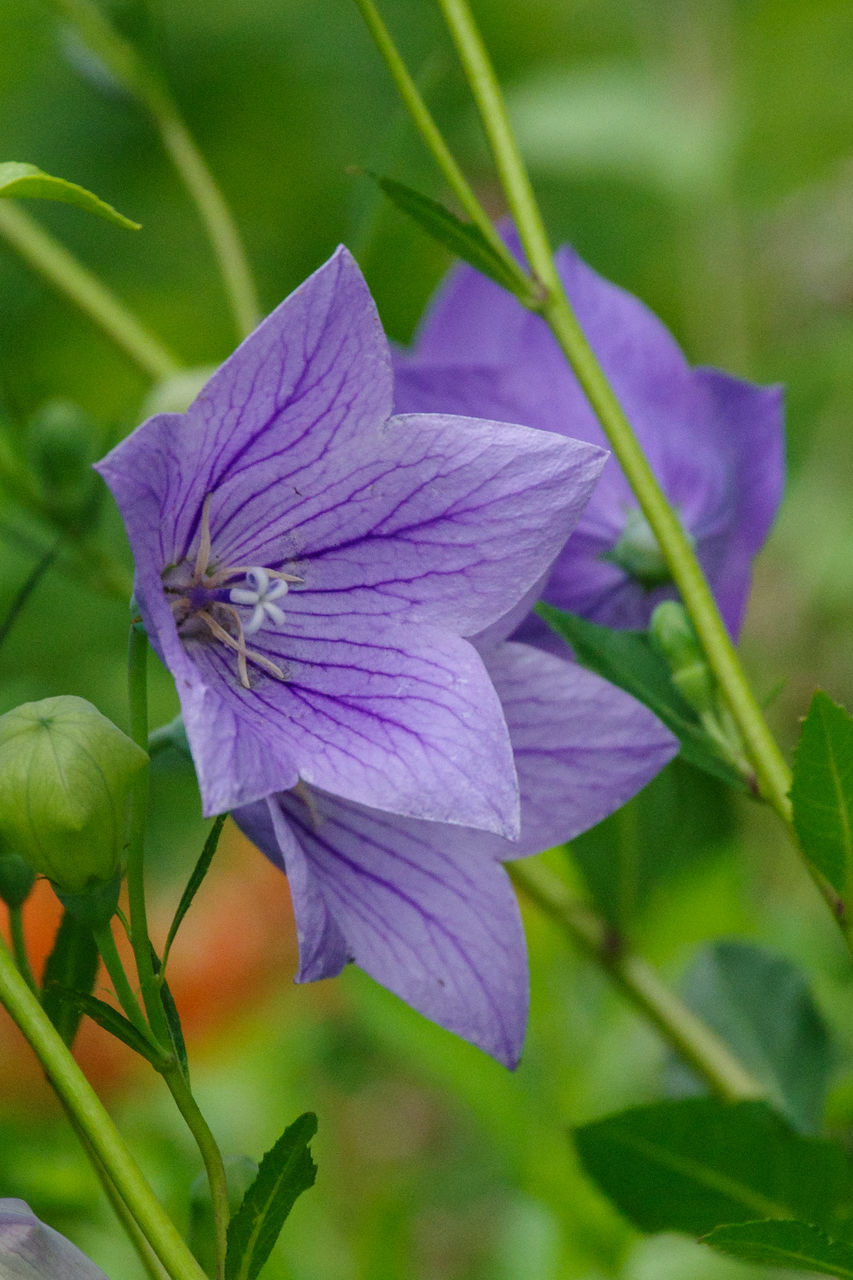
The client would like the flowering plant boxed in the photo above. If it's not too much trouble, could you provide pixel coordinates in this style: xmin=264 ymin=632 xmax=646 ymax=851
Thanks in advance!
xmin=0 ymin=3 xmax=850 ymax=1279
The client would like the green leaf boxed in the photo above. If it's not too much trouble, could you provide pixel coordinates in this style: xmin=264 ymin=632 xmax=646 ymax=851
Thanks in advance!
xmin=704 ymin=1220 xmax=853 ymax=1276
xmin=225 ymin=1113 xmax=318 ymax=1280
xmin=41 ymin=910 xmax=99 ymax=1047
xmin=666 ymin=942 xmax=831 ymax=1132
xmin=149 ymin=944 xmax=188 ymax=1078
xmin=162 ymin=813 xmax=226 ymax=968
xmin=0 ymin=162 xmax=140 ymax=229
xmin=791 ymin=691 xmax=853 ymax=894
xmin=538 ymin=605 xmax=747 ymax=789
xmin=369 ymin=174 xmax=529 ymax=299
xmin=46 ymin=986 xmax=158 ymax=1063
xmin=570 ymin=757 xmax=733 ymax=929
xmin=574 ymin=1098 xmax=851 ymax=1237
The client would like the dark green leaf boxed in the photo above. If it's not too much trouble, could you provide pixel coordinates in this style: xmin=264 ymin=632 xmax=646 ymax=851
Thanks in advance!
xmin=571 ymin=757 xmax=733 ymax=929
xmin=369 ymin=174 xmax=529 ymax=299
xmin=704 ymin=1220 xmax=853 ymax=1276
xmin=46 ymin=986 xmax=158 ymax=1062
xmin=0 ymin=162 xmax=140 ymax=229
xmin=574 ymin=1098 xmax=851 ymax=1237
xmin=225 ymin=1113 xmax=318 ymax=1280
xmin=666 ymin=942 xmax=831 ymax=1132
xmin=149 ymin=944 xmax=188 ymax=1078
xmin=538 ymin=605 xmax=747 ymax=789
xmin=162 ymin=813 xmax=226 ymax=966
xmin=41 ymin=910 xmax=98 ymax=1047
xmin=791 ymin=691 xmax=853 ymax=893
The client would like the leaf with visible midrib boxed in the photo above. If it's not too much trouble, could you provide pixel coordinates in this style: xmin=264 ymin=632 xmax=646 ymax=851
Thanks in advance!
xmin=574 ymin=1098 xmax=851 ymax=1237
xmin=0 ymin=162 xmax=140 ymax=229
xmin=225 ymin=1113 xmax=317 ymax=1280
xmin=791 ymin=691 xmax=853 ymax=894
xmin=704 ymin=1219 xmax=853 ymax=1276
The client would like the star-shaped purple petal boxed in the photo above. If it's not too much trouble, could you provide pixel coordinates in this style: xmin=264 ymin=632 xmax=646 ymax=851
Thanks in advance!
xmin=234 ymin=642 xmax=677 ymax=1066
xmin=0 ymin=1200 xmax=108 ymax=1279
xmin=395 ymin=237 xmax=784 ymax=643
xmin=96 ymin=248 xmax=606 ymax=828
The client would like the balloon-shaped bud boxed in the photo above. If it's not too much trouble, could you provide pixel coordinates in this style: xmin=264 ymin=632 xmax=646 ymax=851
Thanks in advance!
xmin=650 ymin=601 xmax=716 ymax=715
xmin=26 ymin=400 xmax=99 ymax=528
xmin=0 ymin=842 xmax=36 ymax=910
xmin=0 ymin=696 xmax=147 ymax=894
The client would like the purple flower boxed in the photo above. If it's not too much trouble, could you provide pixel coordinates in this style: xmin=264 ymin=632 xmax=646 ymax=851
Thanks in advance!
xmin=234 ymin=641 xmax=676 ymax=1066
xmin=96 ymin=248 xmax=607 ymax=829
xmin=0 ymin=1200 xmax=108 ymax=1279
xmin=394 ymin=238 xmax=784 ymax=647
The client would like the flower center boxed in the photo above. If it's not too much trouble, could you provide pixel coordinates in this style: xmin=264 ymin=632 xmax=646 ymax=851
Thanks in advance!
xmin=604 ymin=507 xmax=690 ymax=589
xmin=164 ymin=495 xmax=301 ymax=689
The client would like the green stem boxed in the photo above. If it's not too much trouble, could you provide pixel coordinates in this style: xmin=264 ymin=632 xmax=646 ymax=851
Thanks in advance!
xmin=432 ymin=0 xmax=853 ymax=946
xmin=161 ymin=1063 xmax=230 ymax=1280
xmin=0 ymin=937 xmax=209 ymax=1280
xmin=0 ymin=201 xmax=178 ymax=380
xmin=93 ymin=921 xmax=157 ymax=1046
xmin=352 ymin=0 xmax=530 ymax=293
xmin=48 ymin=0 xmax=260 ymax=339
xmin=8 ymin=904 xmax=38 ymax=995
xmin=511 ymin=861 xmax=765 ymax=1103
xmin=126 ymin=623 xmax=172 ymax=1046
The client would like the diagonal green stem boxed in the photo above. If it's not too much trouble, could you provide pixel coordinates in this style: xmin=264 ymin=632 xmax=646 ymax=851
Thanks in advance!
xmin=8 ymin=904 xmax=38 ymax=995
xmin=352 ymin=0 xmax=529 ymax=292
xmin=47 ymin=0 xmax=260 ymax=339
xmin=0 ymin=201 xmax=178 ymax=379
xmin=161 ymin=1063 xmax=230 ymax=1280
xmin=511 ymin=860 xmax=765 ymax=1103
xmin=0 ymin=937 xmax=208 ymax=1280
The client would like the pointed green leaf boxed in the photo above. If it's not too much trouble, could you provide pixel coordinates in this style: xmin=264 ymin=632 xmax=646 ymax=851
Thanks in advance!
xmin=369 ymin=173 xmax=530 ymax=299
xmin=162 ymin=814 xmax=226 ymax=969
xmin=41 ymin=910 xmax=99 ymax=1047
xmin=538 ymin=605 xmax=747 ymax=789
xmin=704 ymin=1220 xmax=853 ymax=1276
xmin=791 ymin=691 xmax=853 ymax=894
xmin=225 ymin=1113 xmax=318 ymax=1280
xmin=46 ymin=986 xmax=158 ymax=1063
xmin=667 ymin=942 xmax=831 ymax=1132
xmin=574 ymin=1098 xmax=851 ymax=1237
xmin=0 ymin=163 xmax=140 ymax=229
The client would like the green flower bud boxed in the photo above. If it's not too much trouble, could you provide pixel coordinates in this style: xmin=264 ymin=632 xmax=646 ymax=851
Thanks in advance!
xmin=140 ymin=367 xmax=217 ymax=417
xmin=25 ymin=400 xmax=99 ymax=528
xmin=650 ymin=601 xmax=716 ymax=715
xmin=0 ymin=696 xmax=148 ymax=894
xmin=0 ymin=848 xmax=36 ymax=909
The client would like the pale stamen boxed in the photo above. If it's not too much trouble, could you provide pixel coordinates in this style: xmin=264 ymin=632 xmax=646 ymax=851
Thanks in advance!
xmin=193 ymin=493 xmax=213 ymax=584
xmin=196 ymin=609 xmax=286 ymax=689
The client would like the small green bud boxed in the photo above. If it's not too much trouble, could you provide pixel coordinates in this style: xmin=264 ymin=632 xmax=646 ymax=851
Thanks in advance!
xmin=0 ymin=848 xmax=36 ymax=909
xmin=140 ymin=367 xmax=216 ymax=417
xmin=650 ymin=601 xmax=716 ymax=714
xmin=25 ymin=400 xmax=98 ymax=528
xmin=0 ymin=696 xmax=148 ymax=894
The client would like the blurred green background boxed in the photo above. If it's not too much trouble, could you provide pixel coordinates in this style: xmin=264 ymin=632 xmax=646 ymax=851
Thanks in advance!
xmin=2 ymin=0 xmax=853 ymax=1276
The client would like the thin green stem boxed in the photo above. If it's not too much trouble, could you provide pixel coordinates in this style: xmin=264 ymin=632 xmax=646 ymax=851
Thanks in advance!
xmin=432 ymin=0 xmax=853 ymax=947
xmin=126 ymin=623 xmax=172 ymax=1046
xmin=8 ymin=904 xmax=38 ymax=995
xmin=511 ymin=861 xmax=765 ymax=1103
xmin=161 ymin=1063 xmax=230 ymax=1280
xmin=352 ymin=0 xmax=529 ymax=292
xmin=0 ymin=201 xmax=178 ymax=380
xmin=0 ymin=937 xmax=209 ymax=1280
xmin=93 ymin=922 xmax=157 ymax=1046
xmin=48 ymin=0 xmax=260 ymax=339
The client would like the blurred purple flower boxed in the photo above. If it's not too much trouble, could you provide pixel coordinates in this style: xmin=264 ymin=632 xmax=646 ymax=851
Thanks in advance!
xmin=234 ymin=641 xmax=676 ymax=1066
xmin=0 ymin=1200 xmax=108 ymax=1279
xmin=394 ymin=238 xmax=784 ymax=648
xmin=97 ymin=248 xmax=606 ymax=830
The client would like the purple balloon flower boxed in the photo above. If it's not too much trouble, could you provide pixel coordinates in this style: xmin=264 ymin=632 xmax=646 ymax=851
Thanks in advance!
xmin=394 ymin=238 xmax=784 ymax=647
xmin=96 ymin=247 xmax=606 ymax=829
xmin=234 ymin=641 xmax=677 ymax=1066
xmin=0 ymin=1200 xmax=108 ymax=1279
